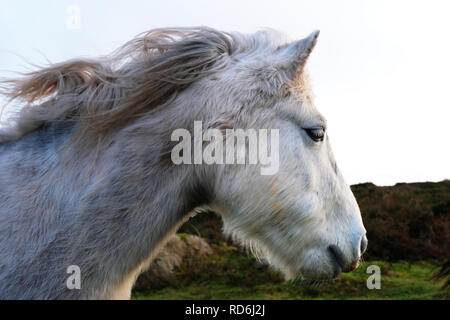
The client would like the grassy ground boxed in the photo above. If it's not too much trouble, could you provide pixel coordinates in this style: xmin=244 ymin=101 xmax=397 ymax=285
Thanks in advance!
xmin=133 ymin=260 xmax=448 ymax=300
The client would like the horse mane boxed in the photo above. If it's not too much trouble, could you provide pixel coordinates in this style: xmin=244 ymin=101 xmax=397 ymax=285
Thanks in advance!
xmin=0 ymin=27 xmax=234 ymax=143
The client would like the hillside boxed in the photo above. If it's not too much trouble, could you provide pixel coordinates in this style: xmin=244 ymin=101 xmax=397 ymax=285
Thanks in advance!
xmin=179 ymin=180 xmax=450 ymax=261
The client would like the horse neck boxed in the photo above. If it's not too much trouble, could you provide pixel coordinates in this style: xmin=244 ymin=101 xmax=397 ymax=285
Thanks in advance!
xmin=0 ymin=109 xmax=213 ymax=298
xmin=60 ymin=118 xmax=213 ymax=298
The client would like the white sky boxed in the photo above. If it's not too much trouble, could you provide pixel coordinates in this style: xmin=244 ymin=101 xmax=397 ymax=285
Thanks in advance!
xmin=0 ymin=0 xmax=449 ymax=186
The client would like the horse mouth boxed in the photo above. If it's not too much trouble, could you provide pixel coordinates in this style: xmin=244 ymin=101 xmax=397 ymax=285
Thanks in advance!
xmin=327 ymin=245 xmax=346 ymax=277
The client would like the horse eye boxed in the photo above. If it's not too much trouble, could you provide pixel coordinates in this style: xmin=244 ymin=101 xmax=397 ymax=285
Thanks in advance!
xmin=304 ymin=127 xmax=325 ymax=142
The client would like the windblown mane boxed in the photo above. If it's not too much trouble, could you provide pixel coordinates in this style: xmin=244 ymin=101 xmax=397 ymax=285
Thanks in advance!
xmin=0 ymin=27 xmax=234 ymax=143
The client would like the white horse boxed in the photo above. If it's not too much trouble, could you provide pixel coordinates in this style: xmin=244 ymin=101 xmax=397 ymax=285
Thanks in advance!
xmin=0 ymin=27 xmax=367 ymax=299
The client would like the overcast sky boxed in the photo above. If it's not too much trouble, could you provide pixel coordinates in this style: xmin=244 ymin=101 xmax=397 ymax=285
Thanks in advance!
xmin=1 ymin=0 xmax=449 ymax=186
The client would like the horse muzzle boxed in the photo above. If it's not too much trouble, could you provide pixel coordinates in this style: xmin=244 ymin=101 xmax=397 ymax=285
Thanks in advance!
xmin=327 ymin=234 xmax=368 ymax=277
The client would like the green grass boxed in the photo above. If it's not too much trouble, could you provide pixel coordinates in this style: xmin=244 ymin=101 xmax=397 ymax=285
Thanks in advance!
xmin=133 ymin=260 xmax=448 ymax=300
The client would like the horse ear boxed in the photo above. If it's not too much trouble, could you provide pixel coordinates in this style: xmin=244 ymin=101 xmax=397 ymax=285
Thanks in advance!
xmin=275 ymin=30 xmax=320 ymax=79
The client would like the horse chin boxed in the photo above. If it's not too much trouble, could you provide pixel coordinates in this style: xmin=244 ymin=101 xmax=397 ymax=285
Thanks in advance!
xmin=273 ymin=251 xmax=340 ymax=284
xmin=222 ymin=225 xmax=339 ymax=283
xmin=247 ymin=249 xmax=337 ymax=284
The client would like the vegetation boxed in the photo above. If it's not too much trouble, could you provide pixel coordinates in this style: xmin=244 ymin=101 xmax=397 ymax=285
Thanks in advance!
xmin=352 ymin=180 xmax=449 ymax=260
xmin=133 ymin=247 xmax=448 ymax=299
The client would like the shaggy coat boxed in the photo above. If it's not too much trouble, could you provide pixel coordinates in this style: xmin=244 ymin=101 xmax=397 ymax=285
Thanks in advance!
xmin=0 ymin=27 xmax=366 ymax=299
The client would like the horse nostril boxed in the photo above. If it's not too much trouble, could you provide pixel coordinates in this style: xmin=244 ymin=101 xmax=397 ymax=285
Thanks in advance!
xmin=360 ymin=235 xmax=368 ymax=255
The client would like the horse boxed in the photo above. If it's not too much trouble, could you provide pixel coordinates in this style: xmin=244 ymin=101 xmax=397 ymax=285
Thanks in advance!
xmin=0 ymin=27 xmax=367 ymax=299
